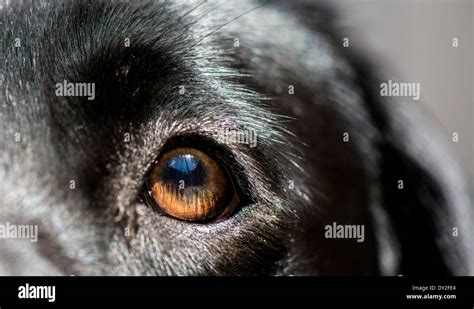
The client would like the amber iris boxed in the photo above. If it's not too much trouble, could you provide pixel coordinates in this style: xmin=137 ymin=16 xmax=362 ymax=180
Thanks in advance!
xmin=148 ymin=148 xmax=239 ymax=222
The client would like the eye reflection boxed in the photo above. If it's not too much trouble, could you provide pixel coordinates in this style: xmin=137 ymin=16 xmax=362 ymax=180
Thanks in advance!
xmin=148 ymin=148 xmax=239 ymax=222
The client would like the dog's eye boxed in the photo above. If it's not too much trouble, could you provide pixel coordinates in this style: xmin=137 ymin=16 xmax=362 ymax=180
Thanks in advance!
xmin=147 ymin=148 xmax=239 ymax=222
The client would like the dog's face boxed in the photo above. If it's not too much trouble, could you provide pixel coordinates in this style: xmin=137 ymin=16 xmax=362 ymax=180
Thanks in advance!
xmin=1 ymin=0 xmax=471 ymax=275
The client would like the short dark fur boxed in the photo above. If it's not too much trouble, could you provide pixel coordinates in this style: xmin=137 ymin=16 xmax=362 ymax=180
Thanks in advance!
xmin=1 ymin=0 xmax=471 ymax=275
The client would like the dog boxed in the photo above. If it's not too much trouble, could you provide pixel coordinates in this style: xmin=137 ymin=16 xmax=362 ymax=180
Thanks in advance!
xmin=1 ymin=0 xmax=472 ymax=275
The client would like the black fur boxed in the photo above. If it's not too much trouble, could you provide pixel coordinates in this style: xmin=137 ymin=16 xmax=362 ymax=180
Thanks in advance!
xmin=0 ymin=0 xmax=471 ymax=275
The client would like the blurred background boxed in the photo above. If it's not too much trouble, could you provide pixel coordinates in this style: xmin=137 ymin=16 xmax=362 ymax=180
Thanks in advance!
xmin=333 ymin=0 xmax=473 ymax=177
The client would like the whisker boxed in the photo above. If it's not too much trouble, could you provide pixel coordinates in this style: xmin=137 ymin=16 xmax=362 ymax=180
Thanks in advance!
xmin=185 ymin=1 xmax=270 ymax=53
xmin=154 ymin=0 xmax=208 ymax=44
